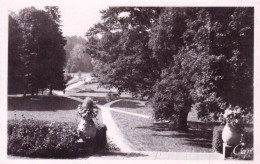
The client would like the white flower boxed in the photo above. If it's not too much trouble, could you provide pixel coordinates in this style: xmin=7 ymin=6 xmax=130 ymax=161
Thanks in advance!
xmin=234 ymin=106 xmax=241 ymax=114
xmin=223 ymin=109 xmax=233 ymax=118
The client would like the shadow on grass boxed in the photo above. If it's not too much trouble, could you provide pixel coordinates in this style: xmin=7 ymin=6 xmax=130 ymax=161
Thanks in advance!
xmin=70 ymin=96 xmax=108 ymax=105
xmin=8 ymin=96 xmax=81 ymax=111
xmin=111 ymin=100 xmax=144 ymax=108
xmin=136 ymin=122 xmax=171 ymax=131
xmin=152 ymin=129 xmax=213 ymax=149
xmin=137 ymin=121 xmax=218 ymax=149
xmin=95 ymin=151 xmax=148 ymax=157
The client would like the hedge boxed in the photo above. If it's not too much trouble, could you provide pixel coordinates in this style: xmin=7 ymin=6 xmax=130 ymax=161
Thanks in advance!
xmin=212 ymin=125 xmax=224 ymax=153
xmin=8 ymin=119 xmax=107 ymax=158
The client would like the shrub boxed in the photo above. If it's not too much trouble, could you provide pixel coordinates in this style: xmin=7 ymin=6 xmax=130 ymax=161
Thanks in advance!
xmin=212 ymin=125 xmax=224 ymax=153
xmin=243 ymin=127 xmax=254 ymax=148
xmin=8 ymin=119 xmax=107 ymax=158
xmin=106 ymin=91 xmax=119 ymax=102
xmin=150 ymin=74 xmax=192 ymax=131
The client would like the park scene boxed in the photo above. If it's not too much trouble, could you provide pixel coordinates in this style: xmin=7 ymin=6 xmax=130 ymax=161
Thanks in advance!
xmin=7 ymin=6 xmax=253 ymax=160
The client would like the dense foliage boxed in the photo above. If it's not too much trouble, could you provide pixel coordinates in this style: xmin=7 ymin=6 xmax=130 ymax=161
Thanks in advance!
xmin=64 ymin=36 xmax=93 ymax=73
xmin=8 ymin=7 xmax=67 ymax=95
xmin=86 ymin=8 xmax=161 ymax=96
xmin=212 ymin=126 xmax=224 ymax=153
xmin=86 ymin=7 xmax=253 ymax=129
xmin=8 ymin=119 xmax=107 ymax=158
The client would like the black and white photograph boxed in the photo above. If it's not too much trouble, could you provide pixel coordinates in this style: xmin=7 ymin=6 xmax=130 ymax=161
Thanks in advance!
xmin=0 ymin=0 xmax=258 ymax=162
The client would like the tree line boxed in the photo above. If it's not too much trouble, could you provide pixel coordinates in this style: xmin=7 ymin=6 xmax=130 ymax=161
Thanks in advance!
xmin=8 ymin=6 xmax=66 ymax=95
xmin=86 ymin=7 xmax=253 ymax=130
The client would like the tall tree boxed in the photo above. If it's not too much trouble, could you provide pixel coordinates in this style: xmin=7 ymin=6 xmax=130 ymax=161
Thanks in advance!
xmin=10 ymin=6 xmax=67 ymax=95
xmin=8 ymin=14 xmax=26 ymax=94
xmin=208 ymin=8 xmax=253 ymax=111
xmin=86 ymin=7 xmax=254 ymax=130
xmin=149 ymin=8 xmax=196 ymax=130
xmin=86 ymin=7 xmax=161 ymax=97
xmin=44 ymin=6 xmax=67 ymax=94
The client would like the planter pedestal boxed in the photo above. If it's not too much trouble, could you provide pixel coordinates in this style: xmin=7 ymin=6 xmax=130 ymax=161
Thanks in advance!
xmin=222 ymin=123 xmax=241 ymax=159
xmin=223 ymin=143 xmax=234 ymax=159
xmin=77 ymin=138 xmax=96 ymax=154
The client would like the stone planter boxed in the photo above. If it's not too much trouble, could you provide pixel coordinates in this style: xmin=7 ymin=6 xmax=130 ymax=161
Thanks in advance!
xmin=222 ymin=123 xmax=241 ymax=146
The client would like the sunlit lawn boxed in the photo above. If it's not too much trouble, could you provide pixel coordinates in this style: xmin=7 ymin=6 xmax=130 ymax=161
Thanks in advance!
xmin=110 ymin=99 xmax=200 ymax=121
xmin=111 ymin=100 xmax=153 ymax=116
xmin=110 ymin=100 xmax=216 ymax=152
xmin=8 ymin=96 xmax=82 ymax=123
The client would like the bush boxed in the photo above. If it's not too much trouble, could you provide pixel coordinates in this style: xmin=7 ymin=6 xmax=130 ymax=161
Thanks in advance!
xmin=106 ymin=91 xmax=119 ymax=102
xmin=212 ymin=125 xmax=224 ymax=153
xmin=243 ymin=127 xmax=254 ymax=148
xmin=8 ymin=119 xmax=107 ymax=158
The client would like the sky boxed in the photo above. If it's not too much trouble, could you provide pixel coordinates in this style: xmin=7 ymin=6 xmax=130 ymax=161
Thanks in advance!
xmin=7 ymin=1 xmax=109 ymax=37
xmin=6 ymin=0 xmax=259 ymax=38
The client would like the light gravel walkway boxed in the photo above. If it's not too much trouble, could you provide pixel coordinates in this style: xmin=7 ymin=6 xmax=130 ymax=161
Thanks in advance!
xmin=98 ymin=105 xmax=134 ymax=152
xmin=97 ymin=99 xmax=152 ymax=152
xmin=109 ymin=107 xmax=151 ymax=119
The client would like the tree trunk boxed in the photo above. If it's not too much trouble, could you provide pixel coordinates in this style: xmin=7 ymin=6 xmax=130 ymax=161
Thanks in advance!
xmin=49 ymin=86 xmax=53 ymax=95
xmin=31 ymin=88 xmax=34 ymax=97
xmin=178 ymin=111 xmax=189 ymax=131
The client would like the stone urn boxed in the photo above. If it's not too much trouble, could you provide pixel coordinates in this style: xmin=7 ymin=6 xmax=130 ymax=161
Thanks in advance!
xmin=77 ymin=118 xmax=96 ymax=140
xmin=222 ymin=123 xmax=241 ymax=146
xmin=77 ymin=98 xmax=97 ymax=140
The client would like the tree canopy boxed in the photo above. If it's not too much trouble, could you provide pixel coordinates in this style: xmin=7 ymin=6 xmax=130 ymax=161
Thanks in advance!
xmin=86 ymin=7 xmax=161 ymax=96
xmin=86 ymin=7 xmax=253 ymax=129
xmin=8 ymin=6 xmax=67 ymax=95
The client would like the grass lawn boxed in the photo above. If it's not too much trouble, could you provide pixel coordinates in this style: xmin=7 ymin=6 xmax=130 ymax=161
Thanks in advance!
xmin=8 ymin=96 xmax=82 ymax=123
xmin=69 ymin=83 xmax=115 ymax=93
xmin=109 ymin=99 xmax=200 ymax=121
xmin=111 ymin=109 xmax=215 ymax=152
xmin=8 ymin=95 xmax=104 ymax=125
xmin=8 ymin=96 xmax=81 ymax=111
xmin=111 ymin=100 xmax=153 ymax=117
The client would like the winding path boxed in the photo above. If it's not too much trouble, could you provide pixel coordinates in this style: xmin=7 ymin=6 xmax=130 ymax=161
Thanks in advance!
xmin=98 ymin=104 xmax=134 ymax=152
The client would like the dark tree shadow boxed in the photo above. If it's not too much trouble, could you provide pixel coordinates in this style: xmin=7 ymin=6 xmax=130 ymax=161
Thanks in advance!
xmin=111 ymin=100 xmax=144 ymax=108
xmin=8 ymin=96 xmax=81 ymax=111
xmin=136 ymin=122 xmax=172 ymax=131
xmin=94 ymin=151 xmax=148 ymax=157
xmin=136 ymin=121 xmax=219 ymax=149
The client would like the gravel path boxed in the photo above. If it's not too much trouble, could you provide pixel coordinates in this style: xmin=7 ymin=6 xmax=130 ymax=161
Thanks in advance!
xmin=98 ymin=104 xmax=134 ymax=152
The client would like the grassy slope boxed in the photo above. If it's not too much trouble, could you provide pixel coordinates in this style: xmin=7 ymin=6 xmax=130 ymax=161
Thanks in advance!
xmin=8 ymin=95 xmax=104 ymax=125
xmin=110 ymin=100 xmax=214 ymax=152
xmin=8 ymin=80 xmax=111 ymax=122
xmin=8 ymin=96 xmax=82 ymax=123
xmin=111 ymin=100 xmax=153 ymax=116
xmin=111 ymin=111 xmax=213 ymax=152
xmin=110 ymin=100 xmax=199 ymax=121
